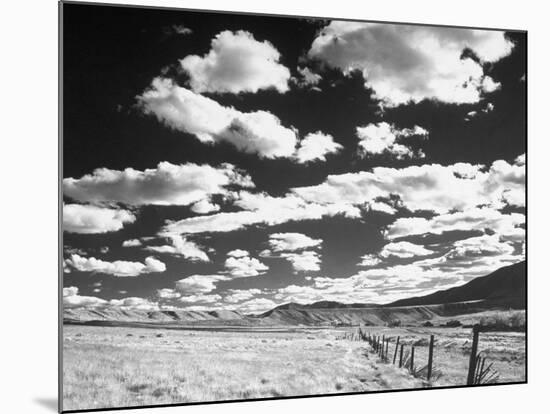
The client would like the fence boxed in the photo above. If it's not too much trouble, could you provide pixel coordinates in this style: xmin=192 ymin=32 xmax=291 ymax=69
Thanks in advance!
xmin=347 ymin=325 xmax=498 ymax=385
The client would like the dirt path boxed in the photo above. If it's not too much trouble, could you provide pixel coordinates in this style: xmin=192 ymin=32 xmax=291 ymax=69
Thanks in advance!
xmin=339 ymin=340 xmax=426 ymax=391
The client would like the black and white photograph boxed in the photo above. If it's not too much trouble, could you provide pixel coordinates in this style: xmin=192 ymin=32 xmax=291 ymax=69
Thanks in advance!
xmin=60 ymin=2 xmax=526 ymax=412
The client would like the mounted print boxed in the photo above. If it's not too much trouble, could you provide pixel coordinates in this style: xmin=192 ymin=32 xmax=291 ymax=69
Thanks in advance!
xmin=60 ymin=1 xmax=527 ymax=412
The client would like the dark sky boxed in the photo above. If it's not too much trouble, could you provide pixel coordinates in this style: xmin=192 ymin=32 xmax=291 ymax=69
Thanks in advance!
xmin=62 ymin=2 xmax=526 ymax=313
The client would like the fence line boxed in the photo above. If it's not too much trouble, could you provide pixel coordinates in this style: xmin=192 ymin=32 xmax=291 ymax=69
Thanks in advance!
xmin=349 ymin=325 xmax=499 ymax=385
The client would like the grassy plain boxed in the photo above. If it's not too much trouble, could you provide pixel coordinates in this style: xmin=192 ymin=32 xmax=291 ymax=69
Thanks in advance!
xmin=62 ymin=321 xmax=525 ymax=411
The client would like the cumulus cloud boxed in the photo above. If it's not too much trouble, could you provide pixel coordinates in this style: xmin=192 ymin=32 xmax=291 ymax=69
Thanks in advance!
xmin=145 ymin=235 xmax=210 ymax=262
xmin=293 ymin=66 xmax=323 ymax=89
xmin=109 ymin=297 xmax=160 ymax=311
xmin=387 ymin=207 xmax=525 ymax=242
xmin=180 ymin=30 xmax=290 ymax=94
xmin=166 ymin=24 xmax=193 ymax=36
xmin=63 ymin=287 xmax=107 ymax=308
xmin=64 ymin=294 xmax=107 ymax=308
xmin=293 ymin=159 xmax=525 ymax=214
xmin=122 ymin=239 xmax=142 ymax=247
xmin=224 ymin=288 xmax=262 ymax=304
xmin=190 ymin=199 xmax=220 ymax=214
xmin=157 ymin=288 xmax=181 ymax=299
xmin=179 ymin=294 xmax=222 ymax=304
xmin=356 ymin=122 xmax=428 ymax=159
xmin=358 ymin=254 xmax=382 ymax=267
xmin=368 ymin=201 xmax=397 ymax=215
xmin=280 ymin=251 xmax=321 ymax=272
xmin=63 ymin=204 xmax=136 ymax=234
xmin=445 ymin=234 xmax=514 ymax=259
xmin=64 ymin=254 xmax=166 ymax=277
xmin=225 ymin=250 xmax=268 ymax=277
xmin=64 ymin=288 xmax=165 ymax=311
xmin=63 ymin=286 xmax=79 ymax=297
xmin=175 ymin=275 xmax=228 ymax=294
xmin=138 ymin=78 xmax=298 ymax=158
xmin=308 ymin=22 xmax=513 ymax=106
xmin=379 ymin=241 xmax=434 ymax=258
xmin=515 ymin=153 xmax=525 ymax=166
xmin=227 ymin=249 xmax=250 ymax=258
xmin=268 ymin=232 xmax=322 ymax=251
xmin=294 ymin=131 xmax=343 ymax=163
xmin=64 ymin=161 xmax=253 ymax=206
xmin=161 ymin=192 xmax=360 ymax=235
xmin=233 ymin=298 xmax=278 ymax=314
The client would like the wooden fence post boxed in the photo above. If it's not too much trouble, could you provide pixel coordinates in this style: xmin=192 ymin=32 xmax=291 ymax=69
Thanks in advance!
xmin=467 ymin=325 xmax=481 ymax=385
xmin=381 ymin=335 xmax=385 ymax=358
xmin=399 ymin=343 xmax=404 ymax=368
xmin=410 ymin=346 xmax=415 ymax=373
xmin=393 ymin=336 xmax=400 ymax=364
xmin=427 ymin=335 xmax=435 ymax=381
xmin=385 ymin=339 xmax=389 ymax=361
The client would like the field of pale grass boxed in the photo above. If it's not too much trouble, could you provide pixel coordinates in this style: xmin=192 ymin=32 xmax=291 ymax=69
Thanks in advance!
xmin=62 ymin=325 xmax=424 ymax=411
xmin=62 ymin=323 xmax=525 ymax=411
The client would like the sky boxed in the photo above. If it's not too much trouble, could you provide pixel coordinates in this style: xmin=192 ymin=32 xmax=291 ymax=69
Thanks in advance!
xmin=62 ymin=3 xmax=526 ymax=314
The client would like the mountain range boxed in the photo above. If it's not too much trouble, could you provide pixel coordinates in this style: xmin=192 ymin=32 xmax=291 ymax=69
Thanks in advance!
xmin=64 ymin=261 xmax=526 ymax=326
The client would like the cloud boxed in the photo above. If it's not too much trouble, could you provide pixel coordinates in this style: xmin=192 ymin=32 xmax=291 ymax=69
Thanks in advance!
xmin=122 ymin=239 xmax=142 ymax=247
xmin=138 ymin=78 xmax=298 ymax=158
xmin=368 ymin=201 xmax=397 ymax=215
xmin=179 ymin=294 xmax=222 ymax=304
xmin=157 ymin=288 xmax=181 ymax=299
xmin=293 ymin=159 xmax=525 ymax=214
xmin=308 ymin=22 xmax=513 ymax=106
xmin=180 ymin=30 xmax=290 ymax=94
xmin=63 ymin=287 xmax=108 ymax=308
xmin=268 ymin=232 xmax=322 ymax=251
xmin=379 ymin=241 xmax=434 ymax=258
xmin=145 ymin=235 xmax=209 ymax=262
xmin=445 ymin=234 xmax=514 ymax=260
xmin=227 ymin=249 xmax=250 ymax=258
xmin=64 ymin=254 xmax=166 ymax=277
xmin=175 ymin=275 xmax=228 ymax=294
xmin=223 ymin=288 xmax=262 ymax=304
xmin=161 ymin=192 xmax=360 ymax=235
xmin=224 ymin=250 xmax=268 ymax=277
xmin=167 ymin=24 xmax=193 ymax=36
xmin=465 ymin=102 xmax=495 ymax=121
xmin=358 ymin=254 xmax=382 ymax=267
xmin=65 ymin=288 xmax=165 ymax=311
xmin=109 ymin=297 xmax=160 ymax=311
xmin=63 ymin=286 xmax=79 ymax=297
xmin=233 ymin=298 xmax=278 ymax=314
xmin=387 ymin=207 xmax=525 ymax=242
xmin=356 ymin=122 xmax=428 ymax=159
xmin=280 ymin=251 xmax=321 ymax=272
xmin=64 ymin=161 xmax=253 ymax=206
xmin=515 ymin=153 xmax=525 ymax=166
xmin=190 ymin=199 xmax=220 ymax=214
xmin=63 ymin=204 xmax=136 ymax=234
xmin=295 ymin=131 xmax=343 ymax=163
xmin=292 ymin=66 xmax=323 ymax=89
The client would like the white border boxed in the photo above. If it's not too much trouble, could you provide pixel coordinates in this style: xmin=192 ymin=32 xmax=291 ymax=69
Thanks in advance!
xmin=1 ymin=1 xmax=547 ymax=413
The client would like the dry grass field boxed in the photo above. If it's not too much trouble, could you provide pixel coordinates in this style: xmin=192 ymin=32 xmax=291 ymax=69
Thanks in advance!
xmin=62 ymin=320 xmax=525 ymax=412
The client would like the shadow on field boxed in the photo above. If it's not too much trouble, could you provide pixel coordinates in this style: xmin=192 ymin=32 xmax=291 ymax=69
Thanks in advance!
xmin=34 ymin=397 xmax=58 ymax=412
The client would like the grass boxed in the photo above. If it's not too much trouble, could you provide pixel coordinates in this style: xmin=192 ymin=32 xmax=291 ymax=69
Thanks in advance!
xmin=62 ymin=325 xmax=424 ymax=411
xmin=62 ymin=311 xmax=526 ymax=411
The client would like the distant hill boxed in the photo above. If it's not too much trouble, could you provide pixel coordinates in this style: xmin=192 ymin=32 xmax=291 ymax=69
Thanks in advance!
xmin=64 ymin=262 xmax=525 ymax=326
xmin=387 ymin=261 xmax=526 ymax=308
xmin=264 ymin=300 xmax=375 ymax=315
